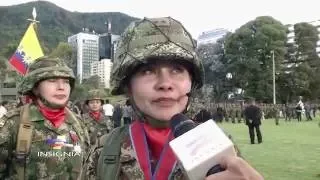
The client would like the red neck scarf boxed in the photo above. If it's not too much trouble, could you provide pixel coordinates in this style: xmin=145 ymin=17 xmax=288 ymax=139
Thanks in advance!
xmin=143 ymin=123 xmax=171 ymax=161
xmin=130 ymin=121 xmax=177 ymax=180
xmin=89 ymin=111 xmax=101 ymax=122
xmin=37 ymin=104 xmax=66 ymax=128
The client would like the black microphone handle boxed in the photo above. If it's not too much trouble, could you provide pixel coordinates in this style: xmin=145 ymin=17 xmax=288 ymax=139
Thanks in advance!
xmin=206 ymin=164 xmax=225 ymax=176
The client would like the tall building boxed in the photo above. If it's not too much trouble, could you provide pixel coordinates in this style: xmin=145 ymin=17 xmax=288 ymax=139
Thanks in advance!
xmin=91 ymin=59 xmax=113 ymax=88
xmin=68 ymin=31 xmax=99 ymax=83
xmin=99 ymin=33 xmax=120 ymax=61
xmin=197 ymin=28 xmax=229 ymax=46
xmin=286 ymin=20 xmax=320 ymax=58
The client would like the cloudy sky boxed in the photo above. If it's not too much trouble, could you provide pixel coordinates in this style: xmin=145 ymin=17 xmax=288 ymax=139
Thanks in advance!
xmin=1 ymin=0 xmax=320 ymax=38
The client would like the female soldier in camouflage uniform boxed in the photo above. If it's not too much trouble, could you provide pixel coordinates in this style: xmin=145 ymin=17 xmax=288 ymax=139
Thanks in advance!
xmin=82 ymin=89 xmax=113 ymax=179
xmin=0 ymin=57 xmax=90 ymax=180
xmin=97 ymin=17 xmax=263 ymax=180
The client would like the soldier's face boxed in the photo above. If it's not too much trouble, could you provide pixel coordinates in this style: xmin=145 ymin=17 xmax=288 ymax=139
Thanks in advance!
xmin=36 ymin=78 xmax=71 ymax=106
xmin=88 ymin=99 xmax=102 ymax=112
xmin=129 ymin=61 xmax=192 ymax=121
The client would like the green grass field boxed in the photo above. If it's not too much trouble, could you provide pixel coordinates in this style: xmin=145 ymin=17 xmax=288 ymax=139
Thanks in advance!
xmin=219 ymin=118 xmax=320 ymax=180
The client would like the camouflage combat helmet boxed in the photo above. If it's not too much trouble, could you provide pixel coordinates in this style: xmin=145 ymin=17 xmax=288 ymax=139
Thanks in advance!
xmin=86 ymin=89 xmax=106 ymax=101
xmin=18 ymin=56 xmax=75 ymax=95
xmin=111 ymin=17 xmax=205 ymax=95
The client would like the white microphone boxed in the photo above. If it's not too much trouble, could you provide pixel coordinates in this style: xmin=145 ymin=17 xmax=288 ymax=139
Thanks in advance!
xmin=169 ymin=114 xmax=236 ymax=180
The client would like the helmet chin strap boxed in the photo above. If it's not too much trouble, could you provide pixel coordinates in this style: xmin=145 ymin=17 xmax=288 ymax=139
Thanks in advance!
xmin=38 ymin=95 xmax=67 ymax=109
xmin=129 ymin=97 xmax=171 ymax=128
xmin=128 ymin=90 xmax=193 ymax=128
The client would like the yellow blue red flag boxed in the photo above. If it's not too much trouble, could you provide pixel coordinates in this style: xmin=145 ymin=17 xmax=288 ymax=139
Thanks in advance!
xmin=9 ymin=22 xmax=44 ymax=75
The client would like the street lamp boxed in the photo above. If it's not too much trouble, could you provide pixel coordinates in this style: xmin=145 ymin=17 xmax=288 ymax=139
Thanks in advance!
xmin=271 ymin=50 xmax=276 ymax=104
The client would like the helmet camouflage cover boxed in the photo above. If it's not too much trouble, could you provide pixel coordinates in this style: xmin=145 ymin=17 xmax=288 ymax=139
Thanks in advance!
xmin=111 ymin=17 xmax=204 ymax=95
xmin=18 ymin=56 xmax=75 ymax=95
xmin=86 ymin=89 xmax=106 ymax=101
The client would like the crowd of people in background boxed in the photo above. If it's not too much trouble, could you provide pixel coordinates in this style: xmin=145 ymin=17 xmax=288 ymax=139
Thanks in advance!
xmin=1 ymin=96 xmax=318 ymax=128
xmin=67 ymin=98 xmax=133 ymax=128
xmin=189 ymin=100 xmax=319 ymax=125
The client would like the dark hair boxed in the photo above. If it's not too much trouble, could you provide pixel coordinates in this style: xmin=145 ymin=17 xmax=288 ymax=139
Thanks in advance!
xmin=105 ymin=99 xmax=110 ymax=104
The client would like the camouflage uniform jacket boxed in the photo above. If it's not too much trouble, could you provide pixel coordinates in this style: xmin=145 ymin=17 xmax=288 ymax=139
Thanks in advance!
xmin=98 ymin=124 xmax=242 ymax=180
xmin=0 ymin=104 xmax=90 ymax=180
xmin=82 ymin=112 xmax=112 ymax=146
xmin=98 ymin=125 xmax=187 ymax=180
xmin=82 ymin=112 xmax=113 ymax=179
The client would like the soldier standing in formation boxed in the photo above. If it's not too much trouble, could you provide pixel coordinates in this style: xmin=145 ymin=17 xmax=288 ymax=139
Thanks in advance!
xmin=272 ymin=104 xmax=280 ymax=125
xmin=304 ymin=102 xmax=313 ymax=121
xmin=284 ymin=104 xmax=290 ymax=121
xmin=97 ymin=17 xmax=263 ymax=180
xmin=230 ymin=104 xmax=236 ymax=123
xmin=0 ymin=57 xmax=90 ymax=179
xmin=312 ymin=104 xmax=317 ymax=118
xmin=82 ymin=89 xmax=113 ymax=179
xmin=236 ymin=104 xmax=243 ymax=123
xmin=244 ymin=99 xmax=263 ymax=144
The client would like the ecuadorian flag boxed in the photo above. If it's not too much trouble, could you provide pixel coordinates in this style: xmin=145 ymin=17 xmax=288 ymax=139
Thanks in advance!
xmin=9 ymin=22 xmax=44 ymax=75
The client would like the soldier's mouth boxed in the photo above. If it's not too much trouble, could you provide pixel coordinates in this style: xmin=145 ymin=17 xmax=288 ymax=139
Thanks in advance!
xmin=54 ymin=95 xmax=67 ymax=99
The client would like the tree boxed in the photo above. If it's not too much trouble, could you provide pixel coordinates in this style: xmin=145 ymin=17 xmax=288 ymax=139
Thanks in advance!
xmin=70 ymin=77 xmax=88 ymax=101
xmin=197 ymin=35 xmax=230 ymax=101
xmin=294 ymin=23 xmax=319 ymax=65
xmin=49 ymin=42 xmax=75 ymax=69
xmin=294 ymin=23 xmax=320 ymax=100
xmin=82 ymin=75 xmax=101 ymax=89
xmin=224 ymin=16 xmax=287 ymax=102
xmin=0 ymin=43 xmax=17 ymax=59
xmin=70 ymin=76 xmax=108 ymax=102
xmin=279 ymin=22 xmax=320 ymax=102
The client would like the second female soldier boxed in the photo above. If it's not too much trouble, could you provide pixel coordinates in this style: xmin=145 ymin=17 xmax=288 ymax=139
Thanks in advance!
xmin=82 ymin=89 xmax=113 ymax=179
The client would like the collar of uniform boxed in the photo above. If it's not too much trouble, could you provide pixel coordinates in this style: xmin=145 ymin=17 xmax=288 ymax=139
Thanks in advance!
xmin=28 ymin=103 xmax=46 ymax=122
xmin=83 ymin=112 xmax=106 ymax=124
xmin=65 ymin=107 xmax=77 ymax=125
xmin=28 ymin=104 xmax=70 ymax=134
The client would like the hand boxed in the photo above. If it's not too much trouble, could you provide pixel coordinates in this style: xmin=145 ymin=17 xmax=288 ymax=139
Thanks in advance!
xmin=205 ymin=156 xmax=264 ymax=180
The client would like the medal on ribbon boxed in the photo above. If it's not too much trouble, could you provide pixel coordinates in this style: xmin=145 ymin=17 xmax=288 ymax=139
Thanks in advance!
xmin=69 ymin=130 xmax=79 ymax=143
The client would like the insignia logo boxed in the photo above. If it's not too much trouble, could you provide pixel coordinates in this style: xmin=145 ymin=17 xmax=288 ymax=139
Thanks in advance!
xmin=46 ymin=135 xmax=67 ymax=150
xmin=40 ymin=135 xmax=82 ymax=158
